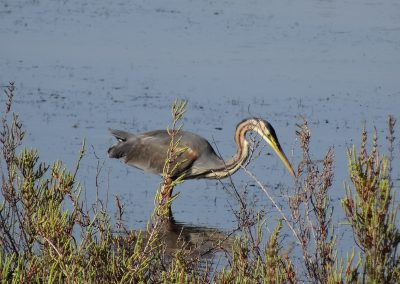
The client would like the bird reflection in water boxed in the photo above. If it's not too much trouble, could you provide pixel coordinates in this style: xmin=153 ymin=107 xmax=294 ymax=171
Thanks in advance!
xmin=132 ymin=215 xmax=233 ymax=266
xmin=157 ymin=218 xmax=232 ymax=259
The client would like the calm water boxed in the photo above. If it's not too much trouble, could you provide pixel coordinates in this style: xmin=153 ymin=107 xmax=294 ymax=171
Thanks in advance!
xmin=1 ymin=0 xmax=399 ymax=260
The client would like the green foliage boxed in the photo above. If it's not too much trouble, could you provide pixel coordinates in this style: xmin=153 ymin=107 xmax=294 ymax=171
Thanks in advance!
xmin=0 ymin=83 xmax=157 ymax=282
xmin=215 ymin=221 xmax=295 ymax=283
xmin=325 ymin=249 xmax=360 ymax=284
xmin=342 ymin=118 xmax=400 ymax=283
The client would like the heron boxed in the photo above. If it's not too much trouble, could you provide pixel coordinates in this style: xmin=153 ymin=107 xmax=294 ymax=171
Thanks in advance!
xmin=108 ymin=117 xmax=295 ymax=211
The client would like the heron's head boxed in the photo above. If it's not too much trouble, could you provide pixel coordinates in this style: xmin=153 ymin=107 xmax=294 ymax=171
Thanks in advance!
xmin=249 ymin=118 xmax=296 ymax=177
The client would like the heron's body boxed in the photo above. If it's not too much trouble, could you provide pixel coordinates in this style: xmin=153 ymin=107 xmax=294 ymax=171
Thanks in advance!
xmin=108 ymin=129 xmax=230 ymax=179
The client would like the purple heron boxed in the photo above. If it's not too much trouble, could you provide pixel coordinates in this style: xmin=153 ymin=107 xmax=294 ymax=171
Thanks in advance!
xmin=108 ymin=118 xmax=295 ymax=204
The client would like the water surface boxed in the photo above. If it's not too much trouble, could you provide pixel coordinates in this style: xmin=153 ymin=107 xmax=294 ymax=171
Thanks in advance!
xmin=1 ymin=0 xmax=399 ymax=258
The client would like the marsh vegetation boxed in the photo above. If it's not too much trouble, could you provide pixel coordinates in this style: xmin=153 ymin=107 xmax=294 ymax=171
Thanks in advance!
xmin=1 ymin=83 xmax=399 ymax=283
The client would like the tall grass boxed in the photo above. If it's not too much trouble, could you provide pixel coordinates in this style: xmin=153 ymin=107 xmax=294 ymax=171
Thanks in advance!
xmin=0 ymin=82 xmax=399 ymax=283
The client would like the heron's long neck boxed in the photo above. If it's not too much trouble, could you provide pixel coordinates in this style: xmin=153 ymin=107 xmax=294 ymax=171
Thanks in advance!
xmin=209 ymin=122 xmax=251 ymax=178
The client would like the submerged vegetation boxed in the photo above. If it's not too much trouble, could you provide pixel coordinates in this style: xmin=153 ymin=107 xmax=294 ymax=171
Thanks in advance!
xmin=1 ymin=82 xmax=399 ymax=283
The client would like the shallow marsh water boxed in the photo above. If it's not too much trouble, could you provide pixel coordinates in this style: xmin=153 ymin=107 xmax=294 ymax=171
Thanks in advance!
xmin=1 ymin=0 xmax=399 ymax=259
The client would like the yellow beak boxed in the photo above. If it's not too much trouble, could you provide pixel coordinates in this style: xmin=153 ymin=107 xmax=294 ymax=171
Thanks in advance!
xmin=271 ymin=142 xmax=296 ymax=178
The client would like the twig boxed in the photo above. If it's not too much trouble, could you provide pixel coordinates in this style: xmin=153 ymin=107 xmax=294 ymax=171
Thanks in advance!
xmin=241 ymin=166 xmax=302 ymax=246
xmin=43 ymin=236 xmax=63 ymax=258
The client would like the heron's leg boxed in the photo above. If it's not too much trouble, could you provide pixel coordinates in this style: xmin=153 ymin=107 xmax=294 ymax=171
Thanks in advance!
xmin=158 ymin=177 xmax=174 ymax=219
xmin=160 ymin=177 xmax=173 ymax=200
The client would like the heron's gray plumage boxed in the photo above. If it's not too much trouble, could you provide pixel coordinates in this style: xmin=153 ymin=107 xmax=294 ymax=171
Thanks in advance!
xmin=108 ymin=129 xmax=226 ymax=178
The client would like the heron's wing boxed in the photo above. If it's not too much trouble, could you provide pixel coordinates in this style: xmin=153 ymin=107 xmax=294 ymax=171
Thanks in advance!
xmin=187 ymin=148 xmax=226 ymax=178
xmin=124 ymin=131 xmax=199 ymax=177
xmin=175 ymin=131 xmax=226 ymax=178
